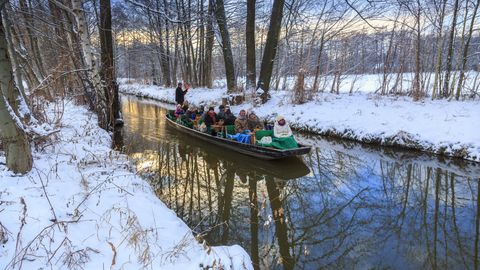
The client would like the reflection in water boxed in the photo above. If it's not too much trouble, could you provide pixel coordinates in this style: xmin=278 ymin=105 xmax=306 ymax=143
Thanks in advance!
xmin=120 ymin=95 xmax=480 ymax=270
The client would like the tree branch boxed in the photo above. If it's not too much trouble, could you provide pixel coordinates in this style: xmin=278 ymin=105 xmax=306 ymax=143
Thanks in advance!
xmin=345 ymin=0 xmax=379 ymax=30
xmin=124 ymin=0 xmax=198 ymax=24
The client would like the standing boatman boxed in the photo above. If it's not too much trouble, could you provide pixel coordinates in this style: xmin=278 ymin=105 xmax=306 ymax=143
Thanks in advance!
xmin=175 ymin=82 xmax=189 ymax=105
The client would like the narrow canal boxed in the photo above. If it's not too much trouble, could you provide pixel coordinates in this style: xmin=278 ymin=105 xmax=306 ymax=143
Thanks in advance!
xmin=119 ymin=94 xmax=480 ymax=270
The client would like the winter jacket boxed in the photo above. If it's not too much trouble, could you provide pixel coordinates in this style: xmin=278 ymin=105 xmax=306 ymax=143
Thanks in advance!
xmin=247 ymin=117 xmax=264 ymax=131
xmin=223 ymin=111 xmax=236 ymax=125
xmin=234 ymin=117 xmax=248 ymax=133
xmin=175 ymin=87 xmax=188 ymax=104
xmin=204 ymin=113 xmax=217 ymax=127
xmin=273 ymin=121 xmax=293 ymax=138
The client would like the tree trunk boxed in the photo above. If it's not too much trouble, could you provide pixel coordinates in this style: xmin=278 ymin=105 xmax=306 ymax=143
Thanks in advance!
xmin=0 ymin=11 xmax=31 ymax=124
xmin=0 ymin=12 xmax=33 ymax=174
xmin=312 ymin=32 xmax=325 ymax=93
xmin=256 ymin=0 xmax=285 ymax=103
xmin=198 ymin=0 xmax=205 ymax=86
xmin=245 ymin=0 xmax=256 ymax=96
xmin=412 ymin=3 xmax=422 ymax=101
xmin=18 ymin=0 xmax=46 ymax=81
xmin=7 ymin=25 xmax=40 ymax=92
xmin=185 ymin=1 xmax=199 ymax=86
xmin=163 ymin=0 xmax=173 ymax=87
xmin=71 ymin=0 xmax=104 ymax=116
xmin=456 ymin=0 xmax=479 ymax=100
xmin=214 ymin=0 xmax=236 ymax=92
xmin=173 ymin=26 xmax=179 ymax=84
xmin=99 ymin=0 xmax=121 ymax=130
xmin=1 ymin=8 xmax=27 ymax=101
xmin=153 ymin=1 xmax=172 ymax=87
xmin=431 ymin=0 xmax=447 ymax=100
xmin=442 ymin=0 xmax=460 ymax=98
xmin=203 ymin=0 xmax=214 ymax=88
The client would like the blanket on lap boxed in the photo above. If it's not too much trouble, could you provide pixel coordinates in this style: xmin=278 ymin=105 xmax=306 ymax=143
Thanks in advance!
xmin=255 ymin=130 xmax=299 ymax=150
xmin=226 ymin=132 xmax=252 ymax=144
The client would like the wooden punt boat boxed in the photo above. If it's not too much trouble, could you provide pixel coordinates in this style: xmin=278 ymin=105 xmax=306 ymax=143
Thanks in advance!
xmin=165 ymin=115 xmax=312 ymax=160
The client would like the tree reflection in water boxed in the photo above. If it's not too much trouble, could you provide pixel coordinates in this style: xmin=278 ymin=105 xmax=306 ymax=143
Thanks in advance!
xmin=120 ymin=95 xmax=479 ymax=270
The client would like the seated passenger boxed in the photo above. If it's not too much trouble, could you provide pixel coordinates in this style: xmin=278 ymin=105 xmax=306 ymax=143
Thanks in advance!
xmin=234 ymin=109 xmax=248 ymax=133
xmin=223 ymin=106 xmax=236 ymax=125
xmin=273 ymin=115 xmax=292 ymax=138
xmin=247 ymin=111 xmax=264 ymax=131
xmin=179 ymin=114 xmax=193 ymax=128
xmin=217 ymin=105 xmax=226 ymax=121
xmin=200 ymin=106 xmax=208 ymax=121
xmin=204 ymin=107 xmax=217 ymax=128
xmin=182 ymin=100 xmax=190 ymax=112
xmin=185 ymin=106 xmax=197 ymax=120
xmin=227 ymin=109 xmax=251 ymax=144
xmin=174 ymin=104 xmax=184 ymax=117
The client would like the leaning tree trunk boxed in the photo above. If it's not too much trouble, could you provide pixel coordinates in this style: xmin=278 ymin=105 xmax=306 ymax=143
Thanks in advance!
xmin=0 ymin=11 xmax=33 ymax=174
xmin=245 ymin=0 xmax=256 ymax=97
xmin=214 ymin=0 xmax=236 ymax=92
xmin=256 ymin=0 xmax=285 ymax=103
xmin=72 ymin=0 xmax=104 ymax=117
xmin=0 ymin=11 xmax=31 ymax=124
xmin=99 ymin=0 xmax=121 ymax=130
xmin=18 ymin=0 xmax=46 ymax=82
xmin=1 ymin=7 xmax=27 ymax=103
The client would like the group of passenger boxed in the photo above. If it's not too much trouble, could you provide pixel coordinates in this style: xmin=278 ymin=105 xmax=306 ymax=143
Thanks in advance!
xmin=173 ymin=102 xmax=292 ymax=141
xmin=172 ymin=82 xmax=293 ymax=146
xmin=233 ymin=109 xmax=264 ymax=133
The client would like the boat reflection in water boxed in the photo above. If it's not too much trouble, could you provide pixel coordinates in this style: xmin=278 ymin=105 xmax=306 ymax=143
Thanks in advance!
xmin=120 ymin=94 xmax=480 ymax=270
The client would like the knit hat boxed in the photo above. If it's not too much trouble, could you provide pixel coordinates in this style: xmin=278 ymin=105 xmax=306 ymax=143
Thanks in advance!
xmin=276 ymin=115 xmax=285 ymax=122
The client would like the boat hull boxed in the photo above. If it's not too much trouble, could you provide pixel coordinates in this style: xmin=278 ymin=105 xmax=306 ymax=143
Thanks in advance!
xmin=165 ymin=116 xmax=311 ymax=160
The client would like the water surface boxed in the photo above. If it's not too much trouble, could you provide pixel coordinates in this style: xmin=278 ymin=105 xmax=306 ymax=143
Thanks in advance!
xmin=120 ymin=94 xmax=480 ymax=270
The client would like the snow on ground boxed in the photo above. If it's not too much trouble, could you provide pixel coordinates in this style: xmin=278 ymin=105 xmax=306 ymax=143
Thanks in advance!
xmin=0 ymin=100 xmax=252 ymax=270
xmin=120 ymin=81 xmax=480 ymax=162
xmin=118 ymin=82 xmax=226 ymax=106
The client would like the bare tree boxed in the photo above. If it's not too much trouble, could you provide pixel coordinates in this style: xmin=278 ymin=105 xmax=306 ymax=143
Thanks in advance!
xmin=203 ymin=0 xmax=214 ymax=88
xmin=99 ymin=0 xmax=122 ymax=130
xmin=455 ymin=0 xmax=479 ymax=100
xmin=245 ymin=0 xmax=256 ymax=97
xmin=431 ymin=0 xmax=447 ymax=100
xmin=257 ymin=0 xmax=286 ymax=103
xmin=0 ymin=8 xmax=32 ymax=174
xmin=442 ymin=0 xmax=460 ymax=98
xmin=214 ymin=0 xmax=237 ymax=92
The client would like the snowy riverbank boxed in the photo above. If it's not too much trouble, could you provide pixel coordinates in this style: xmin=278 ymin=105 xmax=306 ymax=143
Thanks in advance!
xmin=119 ymin=82 xmax=480 ymax=162
xmin=0 ymin=100 xmax=252 ymax=269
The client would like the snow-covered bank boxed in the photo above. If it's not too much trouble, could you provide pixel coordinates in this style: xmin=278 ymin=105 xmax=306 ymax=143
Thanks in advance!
xmin=119 ymin=82 xmax=480 ymax=162
xmin=0 ymin=101 xmax=252 ymax=269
